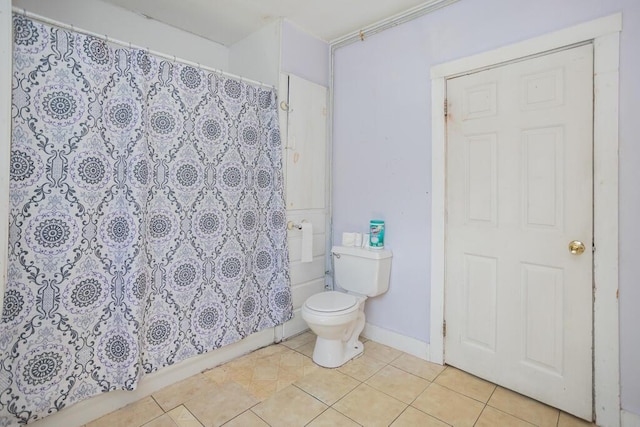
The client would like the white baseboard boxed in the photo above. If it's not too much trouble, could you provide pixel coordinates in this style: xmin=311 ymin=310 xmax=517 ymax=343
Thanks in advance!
xmin=362 ymin=323 xmax=431 ymax=361
xmin=32 ymin=329 xmax=275 ymax=427
xmin=622 ymin=409 xmax=640 ymax=427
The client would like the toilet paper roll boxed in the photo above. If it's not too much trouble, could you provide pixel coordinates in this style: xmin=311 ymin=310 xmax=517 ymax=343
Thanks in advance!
xmin=301 ymin=222 xmax=313 ymax=263
xmin=354 ymin=233 xmax=363 ymax=247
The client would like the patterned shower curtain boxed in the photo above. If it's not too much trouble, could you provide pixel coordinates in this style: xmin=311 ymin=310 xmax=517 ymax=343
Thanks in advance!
xmin=0 ymin=15 xmax=292 ymax=424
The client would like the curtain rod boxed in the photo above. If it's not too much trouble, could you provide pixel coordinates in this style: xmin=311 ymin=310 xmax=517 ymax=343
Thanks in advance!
xmin=12 ymin=7 xmax=276 ymax=91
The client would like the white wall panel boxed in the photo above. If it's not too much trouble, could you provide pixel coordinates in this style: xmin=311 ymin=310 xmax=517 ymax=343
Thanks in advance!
xmin=229 ymin=20 xmax=281 ymax=87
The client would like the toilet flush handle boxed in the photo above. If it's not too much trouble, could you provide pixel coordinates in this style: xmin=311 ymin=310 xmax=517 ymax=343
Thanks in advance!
xmin=333 ymin=252 xmax=341 ymax=259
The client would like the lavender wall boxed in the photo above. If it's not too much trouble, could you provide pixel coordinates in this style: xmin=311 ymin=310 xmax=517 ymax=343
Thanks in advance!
xmin=332 ymin=0 xmax=640 ymax=413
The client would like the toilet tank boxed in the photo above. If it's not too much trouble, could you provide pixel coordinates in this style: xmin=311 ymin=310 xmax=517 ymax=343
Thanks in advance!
xmin=332 ymin=246 xmax=392 ymax=297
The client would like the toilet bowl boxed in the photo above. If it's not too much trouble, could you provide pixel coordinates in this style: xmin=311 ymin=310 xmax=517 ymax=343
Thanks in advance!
xmin=301 ymin=291 xmax=366 ymax=368
xmin=301 ymin=246 xmax=392 ymax=368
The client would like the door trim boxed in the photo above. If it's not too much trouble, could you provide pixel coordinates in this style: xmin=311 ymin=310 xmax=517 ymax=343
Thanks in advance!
xmin=429 ymin=14 xmax=621 ymax=426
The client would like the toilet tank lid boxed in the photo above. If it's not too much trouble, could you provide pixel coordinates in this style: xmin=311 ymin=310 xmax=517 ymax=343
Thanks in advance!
xmin=332 ymin=246 xmax=392 ymax=259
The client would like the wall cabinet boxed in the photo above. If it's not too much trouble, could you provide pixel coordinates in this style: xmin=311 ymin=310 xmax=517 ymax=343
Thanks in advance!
xmin=279 ymin=73 xmax=329 ymax=337
xmin=281 ymin=74 xmax=328 ymax=210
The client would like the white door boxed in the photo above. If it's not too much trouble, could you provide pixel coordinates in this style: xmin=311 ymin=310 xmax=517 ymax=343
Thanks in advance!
xmin=445 ymin=44 xmax=593 ymax=419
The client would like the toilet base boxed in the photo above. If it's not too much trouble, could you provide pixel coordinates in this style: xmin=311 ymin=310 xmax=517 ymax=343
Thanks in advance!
xmin=309 ymin=306 xmax=366 ymax=368
xmin=312 ymin=337 xmax=364 ymax=368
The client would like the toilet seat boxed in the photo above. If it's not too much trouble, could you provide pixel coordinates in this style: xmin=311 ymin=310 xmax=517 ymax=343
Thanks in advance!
xmin=304 ymin=291 xmax=358 ymax=313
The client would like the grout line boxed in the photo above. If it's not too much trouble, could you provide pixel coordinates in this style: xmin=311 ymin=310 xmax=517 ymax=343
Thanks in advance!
xmin=471 ymin=402 xmax=486 ymax=427
xmin=291 ymin=382 xmax=334 ymax=408
xmin=388 ymin=405 xmax=408 ymax=426
xmin=304 ymin=406 xmax=329 ymax=426
xmin=249 ymin=407 xmax=271 ymax=426
xmin=133 ymin=341 xmax=575 ymax=427
xmin=429 ymin=380 xmax=496 ymax=405
xmin=178 ymin=404 xmax=207 ymax=427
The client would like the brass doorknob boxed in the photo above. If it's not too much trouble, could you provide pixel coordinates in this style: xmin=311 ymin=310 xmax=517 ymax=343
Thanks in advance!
xmin=568 ymin=240 xmax=585 ymax=255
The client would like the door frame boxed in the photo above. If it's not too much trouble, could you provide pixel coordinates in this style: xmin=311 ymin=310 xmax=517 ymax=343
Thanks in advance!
xmin=429 ymin=14 xmax=621 ymax=426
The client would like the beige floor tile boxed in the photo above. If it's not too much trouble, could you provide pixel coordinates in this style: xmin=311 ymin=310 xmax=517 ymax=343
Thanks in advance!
xmin=475 ymin=406 xmax=536 ymax=427
xmin=488 ymin=387 xmax=559 ymax=427
xmin=184 ymin=381 xmax=259 ymax=427
xmin=276 ymin=372 xmax=302 ymax=391
xmin=434 ymin=366 xmax=496 ymax=403
xmin=307 ymin=408 xmax=361 ymax=427
xmin=222 ymin=410 xmax=269 ymax=427
xmin=203 ymin=365 xmax=231 ymax=385
xmin=256 ymin=353 xmax=286 ymax=368
xmin=337 ymin=354 xmax=386 ymax=381
xmin=86 ymin=396 xmax=164 ymax=427
xmin=294 ymin=341 xmax=315 ymax=358
xmin=167 ymin=405 xmax=203 ymax=427
xmin=365 ymin=365 xmax=430 ymax=404
xmin=390 ymin=353 xmax=445 ymax=381
xmin=251 ymin=384 xmax=327 ymax=427
xmin=153 ymin=374 xmax=219 ymax=411
xmin=205 ymin=362 xmax=255 ymax=386
xmin=206 ymin=347 xmax=320 ymax=402
xmin=294 ymin=368 xmax=360 ymax=405
xmin=281 ymin=331 xmax=315 ymax=349
xmin=301 ymin=354 xmax=322 ymax=375
xmin=248 ymin=344 xmax=290 ymax=359
xmin=143 ymin=414 xmax=179 ymax=427
xmin=278 ymin=350 xmax=309 ymax=371
xmin=390 ymin=406 xmax=449 ymax=427
xmin=558 ymin=411 xmax=597 ymax=426
xmin=252 ymin=363 xmax=279 ymax=381
xmin=412 ymin=383 xmax=484 ymax=427
xmin=333 ymin=383 xmax=407 ymax=427
xmin=247 ymin=380 xmax=279 ymax=401
xmin=363 ymin=340 xmax=403 ymax=363
xmin=228 ymin=353 xmax=259 ymax=368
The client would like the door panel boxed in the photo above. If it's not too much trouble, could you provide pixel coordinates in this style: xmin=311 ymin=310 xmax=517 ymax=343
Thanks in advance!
xmin=463 ymin=254 xmax=498 ymax=352
xmin=445 ymin=44 xmax=593 ymax=419
xmin=522 ymin=127 xmax=563 ymax=229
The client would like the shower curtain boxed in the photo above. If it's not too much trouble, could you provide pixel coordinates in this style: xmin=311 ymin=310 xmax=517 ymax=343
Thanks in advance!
xmin=0 ymin=15 xmax=292 ymax=424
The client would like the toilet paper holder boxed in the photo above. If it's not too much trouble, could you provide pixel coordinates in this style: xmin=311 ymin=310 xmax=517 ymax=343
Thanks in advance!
xmin=287 ymin=220 xmax=307 ymax=230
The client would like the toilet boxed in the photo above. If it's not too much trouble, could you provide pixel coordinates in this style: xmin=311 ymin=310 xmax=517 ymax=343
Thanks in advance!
xmin=301 ymin=245 xmax=392 ymax=368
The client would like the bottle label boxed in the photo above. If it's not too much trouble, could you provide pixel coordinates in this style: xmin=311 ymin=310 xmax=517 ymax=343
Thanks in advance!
xmin=369 ymin=220 xmax=385 ymax=249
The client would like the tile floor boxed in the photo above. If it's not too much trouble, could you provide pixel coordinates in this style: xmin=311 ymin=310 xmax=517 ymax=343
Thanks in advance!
xmin=86 ymin=332 xmax=596 ymax=427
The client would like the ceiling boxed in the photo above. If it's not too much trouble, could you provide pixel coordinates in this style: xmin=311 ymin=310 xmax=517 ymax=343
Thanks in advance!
xmin=100 ymin=0 xmax=432 ymax=46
